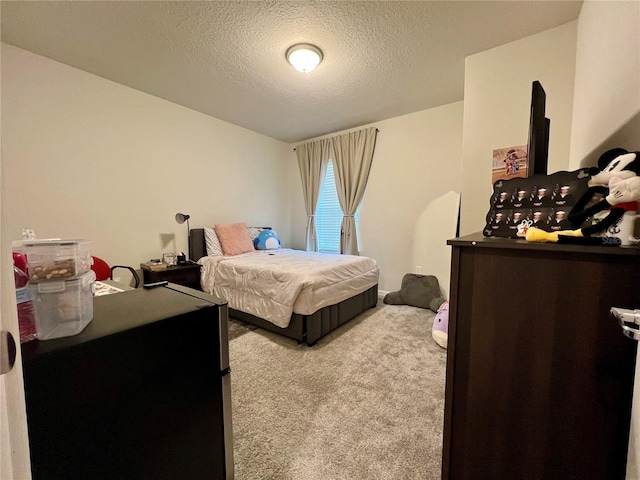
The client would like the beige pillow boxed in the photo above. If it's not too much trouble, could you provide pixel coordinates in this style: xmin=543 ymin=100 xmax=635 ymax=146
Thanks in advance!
xmin=215 ymin=222 xmax=255 ymax=256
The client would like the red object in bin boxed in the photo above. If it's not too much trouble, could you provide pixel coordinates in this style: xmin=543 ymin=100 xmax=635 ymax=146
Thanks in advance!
xmin=13 ymin=253 xmax=37 ymax=343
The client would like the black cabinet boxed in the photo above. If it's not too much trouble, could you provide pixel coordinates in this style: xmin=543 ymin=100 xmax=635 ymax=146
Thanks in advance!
xmin=442 ymin=233 xmax=639 ymax=479
xmin=142 ymin=263 xmax=201 ymax=290
xmin=22 ymin=284 xmax=233 ymax=480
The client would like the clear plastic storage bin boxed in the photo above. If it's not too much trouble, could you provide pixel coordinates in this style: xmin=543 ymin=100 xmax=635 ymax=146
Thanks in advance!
xmin=29 ymin=270 xmax=96 ymax=340
xmin=19 ymin=240 xmax=92 ymax=281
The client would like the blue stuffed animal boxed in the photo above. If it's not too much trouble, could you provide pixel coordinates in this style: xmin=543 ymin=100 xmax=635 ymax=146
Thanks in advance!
xmin=254 ymin=229 xmax=281 ymax=250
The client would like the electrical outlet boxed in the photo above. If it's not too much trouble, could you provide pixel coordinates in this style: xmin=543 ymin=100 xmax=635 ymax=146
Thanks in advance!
xmin=416 ymin=266 xmax=422 ymax=274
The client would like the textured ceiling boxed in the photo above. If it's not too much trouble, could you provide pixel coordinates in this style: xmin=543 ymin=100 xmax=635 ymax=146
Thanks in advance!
xmin=1 ymin=1 xmax=583 ymax=143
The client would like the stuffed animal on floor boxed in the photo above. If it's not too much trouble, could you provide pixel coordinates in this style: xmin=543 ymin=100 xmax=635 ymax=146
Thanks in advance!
xmin=432 ymin=301 xmax=449 ymax=349
xmin=383 ymin=273 xmax=445 ymax=312
xmin=526 ymin=148 xmax=640 ymax=245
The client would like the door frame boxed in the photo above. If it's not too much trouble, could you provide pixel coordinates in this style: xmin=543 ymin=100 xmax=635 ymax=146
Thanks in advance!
xmin=1 ymin=138 xmax=32 ymax=479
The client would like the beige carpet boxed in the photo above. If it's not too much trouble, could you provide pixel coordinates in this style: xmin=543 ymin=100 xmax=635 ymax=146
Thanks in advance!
xmin=228 ymin=316 xmax=258 ymax=341
xmin=229 ymin=303 xmax=447 ymax=479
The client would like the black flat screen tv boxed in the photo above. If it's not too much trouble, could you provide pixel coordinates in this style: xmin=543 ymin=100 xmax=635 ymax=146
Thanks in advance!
xmin=527 ymin=81 xmax=550 ymax=176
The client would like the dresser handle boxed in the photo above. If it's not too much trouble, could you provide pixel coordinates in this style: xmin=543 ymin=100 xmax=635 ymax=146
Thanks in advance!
xmin=612 ymin=307 xmax=640 ymax=341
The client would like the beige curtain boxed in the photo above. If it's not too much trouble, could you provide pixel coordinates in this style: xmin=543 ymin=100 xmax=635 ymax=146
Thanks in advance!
xmin=331 ymin=127 xmax=378 ymax=255
xmin=296 ymin=139 xmax=330 ymax=252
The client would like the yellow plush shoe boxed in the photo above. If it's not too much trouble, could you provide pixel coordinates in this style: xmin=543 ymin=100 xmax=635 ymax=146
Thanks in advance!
xmin=525 ymin=227 xmax=559 ymax=243
xmin=526 ymin=227 xmax=584 ymax=243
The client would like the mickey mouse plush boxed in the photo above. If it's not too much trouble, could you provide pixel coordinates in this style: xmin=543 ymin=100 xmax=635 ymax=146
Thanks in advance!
xmin=526 ymin=148 xmax=640 ymax=245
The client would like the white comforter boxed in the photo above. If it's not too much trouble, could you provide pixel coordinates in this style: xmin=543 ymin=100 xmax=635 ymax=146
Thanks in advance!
xmin=198 ymin=249 xmax=379 ymax=328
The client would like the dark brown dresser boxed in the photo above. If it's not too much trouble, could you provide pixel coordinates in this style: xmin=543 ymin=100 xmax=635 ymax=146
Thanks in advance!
xmin=442 ymin=233 xmax=639 ymax=479
xmin=21 ymin=284 xmax=233 ymax=480
xmin=141 ymin=263 xmax=202 ymax=290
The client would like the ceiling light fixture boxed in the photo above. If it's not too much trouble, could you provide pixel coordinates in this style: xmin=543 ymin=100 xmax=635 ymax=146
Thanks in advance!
xmin=286 ymin=43 xmax=323 ymax=73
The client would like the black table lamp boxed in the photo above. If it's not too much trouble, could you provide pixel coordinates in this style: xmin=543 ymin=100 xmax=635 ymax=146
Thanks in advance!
xmin=175 ymin=213 xmax=191 ymax=260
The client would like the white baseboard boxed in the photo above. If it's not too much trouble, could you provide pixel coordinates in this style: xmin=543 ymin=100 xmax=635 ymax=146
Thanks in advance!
xmin=377 ymin=290 xmax=389 ymax=301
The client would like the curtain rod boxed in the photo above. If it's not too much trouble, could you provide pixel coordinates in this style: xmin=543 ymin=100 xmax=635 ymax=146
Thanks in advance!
xmin=293 ymin=128 xmax=379 ymax=151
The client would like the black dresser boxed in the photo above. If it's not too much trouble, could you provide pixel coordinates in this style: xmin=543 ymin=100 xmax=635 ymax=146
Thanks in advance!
xmin=442 ymin=234 xmax=639 ymax=479
xmin=21 ymin=283 xmax=233 ymax=480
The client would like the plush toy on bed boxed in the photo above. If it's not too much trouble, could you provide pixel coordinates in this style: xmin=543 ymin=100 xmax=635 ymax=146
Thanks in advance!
xmin=383 ymin=273 xmax=446 ymax=312
xmin=526 ymin=148 xmax=640 ymax=245
xmin=254 ymin=229 xmax=281 ymax=250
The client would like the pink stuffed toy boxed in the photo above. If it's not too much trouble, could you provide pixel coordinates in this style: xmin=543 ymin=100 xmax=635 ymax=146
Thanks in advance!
xmin=432 ymin=301 xmax=449 ymax=349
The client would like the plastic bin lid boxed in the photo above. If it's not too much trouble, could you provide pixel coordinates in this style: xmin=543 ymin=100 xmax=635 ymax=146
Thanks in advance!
xmin=14 ymin=239 xmax=89 ymax=248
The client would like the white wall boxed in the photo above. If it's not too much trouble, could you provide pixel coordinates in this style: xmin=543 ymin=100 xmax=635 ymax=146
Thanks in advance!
xmin=570 ymin=0 xmax=640 ymax=170
xmin=412 ymin=190 xmax=460 ymax=300
xmin=568 ymin=2 xmax=640 ymax=478
xmin=460 ymin=22 xmax=578 ymax=235
xmin=1 ymin=44 xmax=291 ymax=282
xmin=3 ymin=41 xmax=464 ymax=299
xmin=288 ymin=102 xmax=464 ymax=294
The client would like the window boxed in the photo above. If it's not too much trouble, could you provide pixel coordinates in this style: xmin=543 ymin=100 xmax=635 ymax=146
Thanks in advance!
xmin=316 ymin=162 xmax=359 ymax=253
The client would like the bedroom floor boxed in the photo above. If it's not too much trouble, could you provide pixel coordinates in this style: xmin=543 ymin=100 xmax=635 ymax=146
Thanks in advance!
xmin=228 ymin=317 xmax=259 ymax=341
xmin=227 ymin=303 xmax=446 ymax=479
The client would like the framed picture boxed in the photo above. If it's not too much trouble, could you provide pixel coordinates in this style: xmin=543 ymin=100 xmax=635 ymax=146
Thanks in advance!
xmin=492 ymin=145 xmax=528 ymax=184
xmin=483 ymin=168 xmax=593 ymax=239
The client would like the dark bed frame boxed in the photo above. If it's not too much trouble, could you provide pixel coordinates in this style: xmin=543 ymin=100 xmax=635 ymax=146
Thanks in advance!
xmin=189 ymin=228 xmax=378 ymax=346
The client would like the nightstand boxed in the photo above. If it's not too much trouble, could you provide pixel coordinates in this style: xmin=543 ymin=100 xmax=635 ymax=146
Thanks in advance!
xmin=141 ymin=263 xmax=201 ymax=290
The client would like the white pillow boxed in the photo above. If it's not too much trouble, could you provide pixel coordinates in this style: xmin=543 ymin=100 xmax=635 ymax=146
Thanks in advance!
xmin=204 ymin=227 xmax=223 ymax=256
xmin=247 ymin=227 xmax=262 ymax=242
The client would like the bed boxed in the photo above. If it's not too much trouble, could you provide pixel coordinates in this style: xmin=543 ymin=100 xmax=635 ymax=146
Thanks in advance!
xmin=189 ymin=227 xmax=379 ymax=346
